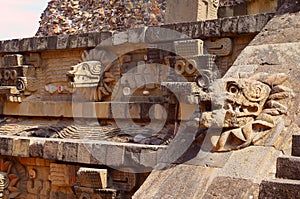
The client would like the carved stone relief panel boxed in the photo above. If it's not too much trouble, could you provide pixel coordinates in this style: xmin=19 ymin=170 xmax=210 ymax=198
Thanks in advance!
xmin=0 ymin=54 xmax=38 ymax=103
xmin=67 ymin=61 xmax=115 ymax=101
xmin=0 ymin=158 xmax=27 ymax=199
xmin=205 ymin=38 xmax=233 ymax=56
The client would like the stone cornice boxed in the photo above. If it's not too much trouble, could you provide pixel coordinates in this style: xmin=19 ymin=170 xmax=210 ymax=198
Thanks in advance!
xmin=0 ymin=13 xmax=274 ymax=53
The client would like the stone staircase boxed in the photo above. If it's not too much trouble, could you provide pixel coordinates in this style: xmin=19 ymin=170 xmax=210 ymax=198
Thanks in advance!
xmin=259 ymin=134 xmax=300 ymax=198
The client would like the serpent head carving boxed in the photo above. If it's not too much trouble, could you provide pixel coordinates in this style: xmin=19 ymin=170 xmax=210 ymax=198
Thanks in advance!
xmin=199 ymin=73 xmax=292 ymax=151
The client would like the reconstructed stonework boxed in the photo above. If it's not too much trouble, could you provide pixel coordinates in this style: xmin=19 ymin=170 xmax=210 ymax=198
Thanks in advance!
xmin=0 ymin=0 xmax=299 ymax=198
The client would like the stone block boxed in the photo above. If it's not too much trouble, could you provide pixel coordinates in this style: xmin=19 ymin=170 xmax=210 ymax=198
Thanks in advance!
xmin=62 ymin=142 xmax=78 ymax=162
xmin=0 ymin=136 xmax=13 ymax=155
xmin=204 ymin=177 xmax=259 ymax=199
xmin=77 ymin=33 xmax=89 ymax=48
xmin=111 ymin=169 xmax=137 ymax=191
xmin=101 ymin=31 xmax=113 ymax=42
xmin=140 ymin=149 xmax=157 ymax=169
xmin=57 ymin=34 xmax=69 ymax=49
xmin=82 ymin=103 xmax=97 ymax=118
xmin=256 ymin=13 xmax=275 ymax=32
xmin=174 ymin=22 xmax=192 ymax=37
xmin=124 ymin=147 xmax=141 ymax=168
xmin=128 ymin=27 xmax=147 ymax=44
xmin=105 ymin=145 xmax=125 ymax=167
xmin=12 ymin=138 xmax=30 ymax=157
xmin=47 ymin=36 xmax=58 ymax=50
xmin=190 ymin=21 xmax=205 ymax=39
xmin=77 ymin=142 xmax=92 ymax=164
xmin=77 ymin=167 xmax=107 ymax=188
xmin=90 ymin=142 xmax=107 ymax=165
xmin=259 ymin=179 xmax=300 ymax=198
xmin=276 ymin=156 xmax=300 ymax=180
xmin=110 ymin=103 xmax=128 ymax=119
xmin=67 ymin=35 xmax=78 ymax=48
xmin=238 ymin=15 xmax=257 ymax=34
xmin=165 ymin=0 xmax=218 ymax=24
xmin=49 ymin=163 xmax=76 ymax=186
xmin=34 ymin=37 xmax=48 ymax=50
xmin=221 ymin=17 xmax=238 ymax=35
xmin=219 ymin=146 xmax=281 ymax=182
xmin=29 ymin=141 xmax=44 ymax=157
xmin=9 ymin=39 xmax=20 ymax=52
xmin=19 ymin=38 xmax=33 ymax=52
xmin=145 ymin=26 xmax=189 ymax=44
xmin=43 ymin=140 xmax=59 ymax=160
xmin=2 ymin=54 xmax=23 ymax=66
xmin=95 ymin=102 xmax=110 ymax=119
xmin=204 ymin=19 xmax=221 ymax=37
xmin=87 ymin=32 xmax=100 ymax=47
xmin=113 ymin=31 xmax=128 ymax=46
xmin=174 ymin=39 xmax=203 ymax=57
xmin=292 ymin=134 xmax=300 ymax=156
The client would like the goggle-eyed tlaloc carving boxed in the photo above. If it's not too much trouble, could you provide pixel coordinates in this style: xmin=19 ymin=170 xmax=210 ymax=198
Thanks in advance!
xmin=67 ymin=61 xmax=115 ymax=101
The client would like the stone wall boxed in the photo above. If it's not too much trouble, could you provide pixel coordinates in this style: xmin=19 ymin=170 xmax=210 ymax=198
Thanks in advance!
xmin=36 ymin=0 xmax=166 ymax=37
xmin=35 ymin=0 xmax=278 ymax=37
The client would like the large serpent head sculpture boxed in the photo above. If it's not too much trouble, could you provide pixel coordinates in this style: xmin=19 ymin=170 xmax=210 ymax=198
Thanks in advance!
xmin=67 ymin=61 xmax=115 ymax=101
xmin=199 ymin=73 xmax=293 ymax=152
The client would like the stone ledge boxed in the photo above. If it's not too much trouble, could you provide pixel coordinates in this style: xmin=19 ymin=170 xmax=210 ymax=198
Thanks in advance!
xmin=259 ymin=178 xmax=300 ymax=198
xmin=0 ymin=135 xmax=166 ymax=172
xmin=292 ymin=134 xmax=300 ymax=156
xmin=0 ymin=13 xmax=274 ymax=53
xmin=276 ymin=156 xmax=300 ymax=180
xmin=3 ymin=101 xmax=189 ymax=120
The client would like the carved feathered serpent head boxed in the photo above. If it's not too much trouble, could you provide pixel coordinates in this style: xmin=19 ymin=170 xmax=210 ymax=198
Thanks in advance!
xmin=199 ymin=73 xmax=293 ymax=152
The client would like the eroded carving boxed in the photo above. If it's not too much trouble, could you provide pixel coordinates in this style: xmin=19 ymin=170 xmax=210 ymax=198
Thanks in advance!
xmin=198 ymin=73 xmax=293 ymax=152
xmin=67 ymin=61 xmax=115 ymax=101
xmin=49 ymin=163 xmax=76 ymax=187
xmin=0 ymin=159 xmax=23 ymax=199
xmin=0 ymin=54 xmax=38 ymax=103
xmin=205 ymin=38 xmax=233 ymax=56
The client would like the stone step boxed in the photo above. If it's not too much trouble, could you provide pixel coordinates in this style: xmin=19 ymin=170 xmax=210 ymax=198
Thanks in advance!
xmin=74 ymin=186 xmax=119 ymax=199
xmin=292 ymin=134 xmax=300 ymax=156
xmin=259 ymin=178 xmax=300 ymax=199
xmin=276 ymin=156 xmax=300 ymax=180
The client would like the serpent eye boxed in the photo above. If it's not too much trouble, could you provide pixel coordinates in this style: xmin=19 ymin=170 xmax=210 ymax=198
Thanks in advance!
xmin=227 ymin=82 xmax=240 ymax=94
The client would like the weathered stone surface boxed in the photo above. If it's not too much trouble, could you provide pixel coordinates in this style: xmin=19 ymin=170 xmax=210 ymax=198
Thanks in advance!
xmin=12 ymin=138 xmax=30 ymax=157
xmin=292 ymin=134 xmax=300 ymax=157
xmin=276 ymin=156 xmax=300 ymax=180
xmin=29 ymin=141 xmax=44 ymax=157
xmin=259 ymin=179 xmax=300 ymax=199
xmin=165 ymin=0 xmax=218 ymax=24
xmin=234 ymin=42 xmax=300 ymax=67
xmin=204 ymin=177 xmax=259 ymax=199
xmin=251 ymin=12 xmax=300 ymax=46
xmin=133 ymin=164 xmax=217 ymax=199
xmin=0 ymin=136 xmax=13 ymax=155
xmin=219 ymin=146 xmax=281 ymax=182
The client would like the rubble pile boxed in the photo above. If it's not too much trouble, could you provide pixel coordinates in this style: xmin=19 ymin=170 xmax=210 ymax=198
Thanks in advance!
xmin=36 ymin=0 xmax=167 ymax=37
